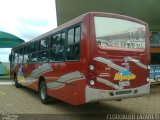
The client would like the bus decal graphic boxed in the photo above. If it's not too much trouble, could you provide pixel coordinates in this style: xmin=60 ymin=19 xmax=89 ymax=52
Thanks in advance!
xmin=30 ymin=63 xmax=53 ymax=78
xmin=97 ymin=77 xmax=123 ymax=90
xmin=94 ymin=57 xmax=125 ymax=71
xmin=94 ymin=57 xmax=138 ymax=81
xmin=124 ymin=57 xmax=147 ymax=70
xmin=94 ymin=56 xmax=147 ymax=70
xmin=17 ymin=65 xmax=25 ymax=83
xmin=114 ymin=69 xmax=136 ymax=81
xmin=47 ymin=71 xmax=86 ymax=89
xmin=22 ymin=78 xmax=38 ymax=86
xmin=17 ymin=63 xmax=53 ymax=85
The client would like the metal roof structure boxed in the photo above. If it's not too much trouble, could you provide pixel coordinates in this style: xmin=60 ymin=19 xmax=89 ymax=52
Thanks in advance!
xmin=55 ymin=0 xmax=160 ymax=31
xmin=0 ymin=31 xmax=25 ymax=48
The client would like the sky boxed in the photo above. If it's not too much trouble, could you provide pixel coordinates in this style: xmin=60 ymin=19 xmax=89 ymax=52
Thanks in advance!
xmin=0 ymin=0 xmax=57 ymax=62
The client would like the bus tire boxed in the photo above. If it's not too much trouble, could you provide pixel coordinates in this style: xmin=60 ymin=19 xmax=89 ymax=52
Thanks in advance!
xmin=39 ymin=81 xmax=50 ymax=104
xmin=14 ymin=75 xmax=21 ymax=88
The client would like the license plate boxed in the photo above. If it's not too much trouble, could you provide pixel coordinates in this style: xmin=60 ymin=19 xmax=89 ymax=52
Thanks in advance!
xmin=119 ymin=81 xmax=130 ymax=87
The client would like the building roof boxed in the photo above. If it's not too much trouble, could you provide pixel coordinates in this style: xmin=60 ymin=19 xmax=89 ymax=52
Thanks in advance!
xmin=55 ymin=0 xmax=160 ymax=31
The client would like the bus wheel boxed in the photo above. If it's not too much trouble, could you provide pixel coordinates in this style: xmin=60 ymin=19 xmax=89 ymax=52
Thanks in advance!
xmin=14 ymin=75 xmax=21 ymax=88
xmin=39 ymin=81 xmax=50 ymax=104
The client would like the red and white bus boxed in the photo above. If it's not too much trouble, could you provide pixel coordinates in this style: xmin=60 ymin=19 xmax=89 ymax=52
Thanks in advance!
xmin=10 ymin=12 xmax=150 ymax=105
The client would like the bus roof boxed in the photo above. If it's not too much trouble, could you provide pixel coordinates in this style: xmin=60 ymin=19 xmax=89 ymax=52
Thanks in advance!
xmin=12 ymin=12 xmax=147 ymax=51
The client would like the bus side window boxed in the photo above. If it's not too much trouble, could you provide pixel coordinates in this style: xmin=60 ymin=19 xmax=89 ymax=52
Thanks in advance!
xmin=30 ymin=44 xmax=34 ymax=52
xmin=23 ymin=54 xmax=29 ymax=63
xmin=75 ymin=26 xmax=80 ymax=43
xmin=40 ymin=39 xmax=49 ymax=51
xmin=34 ymin=42 xmax=39 ymax=52
xmin=51 ymin=34 xmax=60 ymax=48
xmin=61 ymin=32 xmax=65 ymax=45
xmin=66 ymin=26 xmax=80 ymax=61
xmin=55 ymin=46 xmax=64 ymax=61
xmin=38 ymin=38 xmax=49 ymax=63
xmin=50 ymin=48 xmax=56 ymax=62
xmin=50 ymin=33 xmax=65 ymax=62
xmin=67 ymin=29 xmax=74 ymax=44
xmin=74 ymin=27 xmax=80 ymax=59
xmin=14 ymin=50 xmax=18 ymax=64
xmin=23 ymin=46 xmax=31 ymax=63
xmin=50 ymin=35 xmax=56 ymax=62
xmin=39 ymin=51 xmax=49 ymax=63
xmin=18 ymin=48 xmax=23 ymax=64
xmin=31 ymin=53 xmax=38 ymax=63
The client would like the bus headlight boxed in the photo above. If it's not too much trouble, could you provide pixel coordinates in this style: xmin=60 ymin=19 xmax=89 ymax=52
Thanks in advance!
xmin=147 ymin=66 xmax=150 ymax=70
xmin=90 ymin=80 xmax=95 ymax=85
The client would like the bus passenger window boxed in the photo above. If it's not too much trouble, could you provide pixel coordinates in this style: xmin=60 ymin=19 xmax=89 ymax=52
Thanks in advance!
xmin=40 ymin=39 xmax=49 ymax=51
xmin=50 ymin=33 xmax=65 ymax=62
xmin=50 ymin=47 xmax=64 ymax=62
xmin=30 ymin=44 xmax=35 ymax=52
xmin=23 ymin=46 xmax=31 ymax=63
xmin=31 ymin=53 xmax=38 ymax=63
xmin=60 ymin=32 xmax=65 ymax=46
xmin=66 ymin=44 xmax=80 ymax=60
xmin=56 ymin=47 xmax=64 ymax=61
xmin=34 ymin=42 xmax=39 ymax=52
xmin=23 ymin=54 xmax=29 ymax=63
xmin=67 ymin=28 xmax=74 ymax=44
xmin=62 ymin=32 xmax=65 ymax=41
xmin=74 ymin=44 xmax=80 ymax=59
xmin=51 ymin=34 xmax=61 ymax=48
xmin=39 ymin=51 xmax=49 ymax=62
xmin=14 ymin=51 xmax=18 ymax=64
xmin=66 ymin=46 xmax=73 ymax=60
xmin=50 ymin=49 xmax=55 ymax=62
xmin=18 ymin=49 xmax=23 ymax=64
xmin=66 ymin=26 xmax=80 ymax=61
xmin=75 ymin=27 xmax=81 ymax=43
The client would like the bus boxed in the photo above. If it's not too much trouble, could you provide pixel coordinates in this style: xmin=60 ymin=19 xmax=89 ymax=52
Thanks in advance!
xmin=0 ymin=62 xmax=8 ymax=75
xmin=10 ymin=12 xmax=150 ymax=105
xmin=149 ymin=31 xmax=160 ymax=84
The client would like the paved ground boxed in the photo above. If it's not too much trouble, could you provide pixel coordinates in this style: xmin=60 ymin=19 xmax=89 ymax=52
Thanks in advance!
xmin=0 ymin=80 xmax=160 ymax=120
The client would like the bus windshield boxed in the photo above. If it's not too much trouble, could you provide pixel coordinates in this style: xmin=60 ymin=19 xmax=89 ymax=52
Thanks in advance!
xmin=94 ymin=16 xmax=146 ymax=49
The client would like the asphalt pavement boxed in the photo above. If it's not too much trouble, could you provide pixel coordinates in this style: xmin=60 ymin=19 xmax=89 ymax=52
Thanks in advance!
xmin=0 ymin=79 xmax=160 ymax=120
